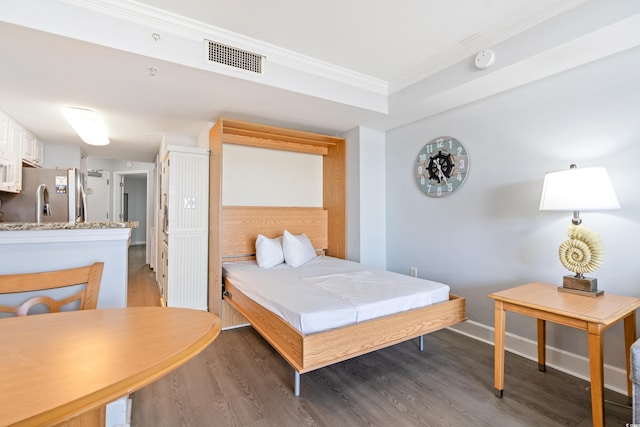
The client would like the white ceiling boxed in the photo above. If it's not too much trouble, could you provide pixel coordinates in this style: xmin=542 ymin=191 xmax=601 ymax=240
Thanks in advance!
xmin=0 ymin=0 xmax=637 ymax=163
xmin=142 ymin=0 xmax=570 ymax=86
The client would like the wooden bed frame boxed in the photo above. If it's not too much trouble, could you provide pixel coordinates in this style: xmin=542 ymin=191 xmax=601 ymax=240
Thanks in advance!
xmin=221 ymin=206 xmax=467 ymax=395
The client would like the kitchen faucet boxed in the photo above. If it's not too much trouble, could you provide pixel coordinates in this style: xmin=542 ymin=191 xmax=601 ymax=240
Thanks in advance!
xmin=35 ymin=184 xmax=52 ymax=223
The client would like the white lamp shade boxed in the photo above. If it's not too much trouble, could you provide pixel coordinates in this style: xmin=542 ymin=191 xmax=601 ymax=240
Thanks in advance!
xmin=539 ymin=166 xmax=620 ymax=211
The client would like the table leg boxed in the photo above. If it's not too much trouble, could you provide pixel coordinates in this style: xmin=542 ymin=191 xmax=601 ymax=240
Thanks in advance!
xmin=494 ymin=300 xmax=506 ymax=398
xmin=587 ymin=323 xmax=605 ymax=427
xmin=624 ymin=311 xmax=637 ymax=404
xmin=537 ymin=318 xmax=546 ymax=372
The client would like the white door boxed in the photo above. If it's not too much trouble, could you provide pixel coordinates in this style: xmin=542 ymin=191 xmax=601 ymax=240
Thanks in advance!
xmin=86 ymin=172 xmax=111 ymax=221
xmin=114 ymin=174 xmax=125 ymax=222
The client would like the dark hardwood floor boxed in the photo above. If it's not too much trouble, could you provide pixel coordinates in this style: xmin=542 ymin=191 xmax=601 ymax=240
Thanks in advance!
xmin=127 ymin=246 xmax=632 ymax=426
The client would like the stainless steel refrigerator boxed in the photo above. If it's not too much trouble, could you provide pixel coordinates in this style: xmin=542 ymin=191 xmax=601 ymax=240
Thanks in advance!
xmin=0 ymin=168 xmax=87 ymax=223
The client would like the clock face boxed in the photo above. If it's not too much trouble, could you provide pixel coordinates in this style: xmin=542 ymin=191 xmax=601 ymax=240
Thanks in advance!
xmin=415 ymin=136 xmax=469 ymax=197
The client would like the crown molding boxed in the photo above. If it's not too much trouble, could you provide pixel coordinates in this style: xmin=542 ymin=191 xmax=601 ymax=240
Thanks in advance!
xmin=389 ymin=0 xmax=589 ymax=92
xmin=57 ymin=0 xmax=587 ymax=96
xmin=59 ymin=0 xmax=388 ymax=95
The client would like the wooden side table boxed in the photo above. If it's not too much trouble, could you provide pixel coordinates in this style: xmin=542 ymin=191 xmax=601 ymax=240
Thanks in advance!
xmin=488 ymin=282 xmax=640 ymax=427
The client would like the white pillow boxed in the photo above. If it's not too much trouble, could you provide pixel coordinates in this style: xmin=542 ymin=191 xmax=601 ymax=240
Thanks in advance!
xmin=255 ymin=234 xmax=284 ymax=268
xmin=283 ymin=230 xmax=317 ymax=268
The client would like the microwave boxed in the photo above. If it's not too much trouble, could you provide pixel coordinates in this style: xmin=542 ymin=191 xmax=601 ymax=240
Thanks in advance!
xmin=0 ymin=156 xmax=16 ymax=192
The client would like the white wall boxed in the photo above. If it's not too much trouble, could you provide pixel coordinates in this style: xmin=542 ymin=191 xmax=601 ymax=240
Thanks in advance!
xmin=87 ymin=157 xmax=155 ymax=225
xmin=89 ymin=158 xmax=155 ymax=173
xmin=345 ymin=126 xmax=386 ymax=268
xmin=222 ymin=144 xmax=322 ymax=207
xmin=385 ymin=46 xmax=640 ymax=390
xmin=160 ymin=133 xmax=198 ymax=155
xmin=345 ymin=127 xmax=361 ymax=262
xmin=42 ymin=142 xmax=82 ymax=169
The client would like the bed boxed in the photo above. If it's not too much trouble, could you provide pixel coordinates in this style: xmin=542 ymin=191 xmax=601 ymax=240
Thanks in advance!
xmin=220 ymin=206 xmax=467 ymax=395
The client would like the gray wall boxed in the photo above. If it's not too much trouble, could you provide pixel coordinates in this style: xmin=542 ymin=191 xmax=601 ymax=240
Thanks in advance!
xmin=42 ymin=142 xmax=82 ymax=169
xmin=124 ymin=176 xmax=147 ymax=245
xmin=386 ymin=46 xmax=640 ymax=374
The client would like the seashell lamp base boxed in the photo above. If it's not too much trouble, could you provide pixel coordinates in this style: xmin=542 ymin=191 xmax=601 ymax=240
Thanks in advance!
xmin=559 ymin=275 xmax=604 ymax=297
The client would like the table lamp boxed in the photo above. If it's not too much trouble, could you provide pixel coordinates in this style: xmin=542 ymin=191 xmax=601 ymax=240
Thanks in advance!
xmin=539 ymin=164 xmax=620 ymax=297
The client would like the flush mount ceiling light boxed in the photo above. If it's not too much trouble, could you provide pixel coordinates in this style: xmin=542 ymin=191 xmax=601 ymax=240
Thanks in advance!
xmin=61 ymin=106 xmax=110 ymax=146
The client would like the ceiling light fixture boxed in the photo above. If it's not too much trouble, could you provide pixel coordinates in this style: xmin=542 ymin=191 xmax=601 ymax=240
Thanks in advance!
xmin=61 ymin=106 xmax=110 ymax=146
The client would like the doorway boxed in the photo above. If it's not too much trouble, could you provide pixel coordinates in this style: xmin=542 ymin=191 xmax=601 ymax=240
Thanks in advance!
xmin=113 ymin=170 xmax=153 ymax=265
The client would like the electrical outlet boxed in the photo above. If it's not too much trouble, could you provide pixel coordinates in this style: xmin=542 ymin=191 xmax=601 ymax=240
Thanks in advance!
xmin=410 ymin=267 xmax=418 ymax=277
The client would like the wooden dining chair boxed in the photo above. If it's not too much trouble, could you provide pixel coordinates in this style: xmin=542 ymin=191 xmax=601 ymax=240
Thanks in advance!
xmin=0 ymin=262 xmax=104 ymax=316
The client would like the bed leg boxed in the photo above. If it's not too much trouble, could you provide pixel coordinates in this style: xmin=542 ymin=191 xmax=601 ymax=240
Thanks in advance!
xmin=419 ymin=335 xmax=424 ymax=352
xmin=294 ymin=370 xmax=300 ymax=396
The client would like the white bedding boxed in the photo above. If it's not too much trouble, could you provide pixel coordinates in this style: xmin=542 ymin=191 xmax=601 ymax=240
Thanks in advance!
xmin=222 ymin=256 xmax=450 ymax=334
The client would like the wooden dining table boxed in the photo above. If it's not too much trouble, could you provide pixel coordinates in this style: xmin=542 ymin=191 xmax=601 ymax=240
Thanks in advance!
xmin=0 ymin=306 xmax=221 ymax=427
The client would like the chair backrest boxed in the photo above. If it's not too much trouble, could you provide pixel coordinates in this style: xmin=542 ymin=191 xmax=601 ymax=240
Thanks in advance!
xmin=0 ymin=262 xmax=104 ymax=316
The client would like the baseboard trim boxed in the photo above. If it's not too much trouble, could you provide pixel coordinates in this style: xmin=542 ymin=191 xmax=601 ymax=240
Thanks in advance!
xmin=447 ymin=320 xmax=628 ymax=395
xmin=222 ymin=323 xmax=250 ymax=331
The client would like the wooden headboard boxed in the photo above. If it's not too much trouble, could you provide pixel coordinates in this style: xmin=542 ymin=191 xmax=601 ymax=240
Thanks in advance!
xmin=222 ymin=206 xmax=328 ymax=258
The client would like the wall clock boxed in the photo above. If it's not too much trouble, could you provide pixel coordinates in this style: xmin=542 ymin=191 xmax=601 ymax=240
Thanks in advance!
xmin=415 ymin=136 xmax=469 ymax=197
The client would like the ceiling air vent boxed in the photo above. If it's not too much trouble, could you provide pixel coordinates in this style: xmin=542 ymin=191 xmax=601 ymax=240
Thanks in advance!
xmin=205 ymin=40 xmax=263 ymax=74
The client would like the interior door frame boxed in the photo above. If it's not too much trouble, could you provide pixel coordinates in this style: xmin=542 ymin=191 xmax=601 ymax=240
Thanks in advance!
xmin=112 ymin=170 xmax=154 ymax=265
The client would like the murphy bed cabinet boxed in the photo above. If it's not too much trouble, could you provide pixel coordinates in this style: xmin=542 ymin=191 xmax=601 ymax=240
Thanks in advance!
xmin=208 ymin=119 xmax=346 ymax=328
xmin=160 ymin=146 xmax=209 ymax=310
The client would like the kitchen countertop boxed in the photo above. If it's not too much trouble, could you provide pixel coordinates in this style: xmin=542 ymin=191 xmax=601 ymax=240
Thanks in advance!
xmin=0 ymin=221 xmax=139 ymax=231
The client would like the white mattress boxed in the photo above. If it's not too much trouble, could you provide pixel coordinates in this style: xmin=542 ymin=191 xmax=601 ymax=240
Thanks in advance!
xmin=222 ymin=256 xmax=450 ymax=334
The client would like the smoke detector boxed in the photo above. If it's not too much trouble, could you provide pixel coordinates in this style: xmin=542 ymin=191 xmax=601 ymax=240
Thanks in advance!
xmin=475 ymin=49 xmax=496 ymax=69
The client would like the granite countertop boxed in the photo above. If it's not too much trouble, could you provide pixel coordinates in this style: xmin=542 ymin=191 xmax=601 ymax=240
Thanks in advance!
xmin=0 ymin=221 xmax=139 ymax=231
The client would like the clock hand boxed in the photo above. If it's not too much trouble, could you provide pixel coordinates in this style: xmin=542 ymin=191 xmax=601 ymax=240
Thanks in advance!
xmin=435 ymin=159 xmax=448 ymax=184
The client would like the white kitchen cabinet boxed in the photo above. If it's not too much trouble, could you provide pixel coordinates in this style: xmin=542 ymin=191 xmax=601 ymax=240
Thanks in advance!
xmin=0 ymin=112 xmax=14 ymax=192
xmin=22 ymin=130 xmax=44 ymax=167
xmin=35 ymin=141 xmax=44 ymax=166
xmin=7 ymin=121 xmax=23 ymax=192
xmin=0 ymin=109 xmax=45 ymax=193
xmin=0 ymin=113 xmax=22 ymax=193
xmin=160 ymin=145 xmax=209 ymax=310
xmin=0 ymin=111 xmax=9 ymax=157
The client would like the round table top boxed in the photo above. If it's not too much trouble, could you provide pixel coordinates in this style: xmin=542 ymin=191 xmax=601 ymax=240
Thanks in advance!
xmin=0 ymin=306 xmax=221 ymax=426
